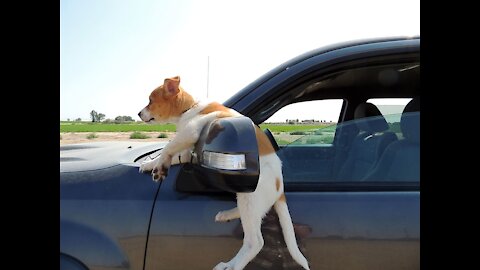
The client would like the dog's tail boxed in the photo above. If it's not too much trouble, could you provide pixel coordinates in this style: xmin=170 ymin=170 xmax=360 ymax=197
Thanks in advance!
xmin=274 ymin=197 xmax=310 ymax=270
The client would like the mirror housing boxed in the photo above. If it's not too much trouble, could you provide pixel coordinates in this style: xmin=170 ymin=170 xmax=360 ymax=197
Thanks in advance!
xmin=175 ymin=116 xmax=260 ymax=193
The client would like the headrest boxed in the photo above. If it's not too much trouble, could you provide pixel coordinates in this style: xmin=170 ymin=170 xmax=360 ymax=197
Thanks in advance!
xmin=401 ymin=97 xmax=420 ymax=143
xmin=354 ymin=102 xmax=389 ymax=133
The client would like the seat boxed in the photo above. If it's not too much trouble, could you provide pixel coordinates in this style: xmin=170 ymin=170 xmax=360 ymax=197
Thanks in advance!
xmin=336 ymin=102 xmax=398 ymax=181
xmin=363 ymin=98 xmax=420 ymax=181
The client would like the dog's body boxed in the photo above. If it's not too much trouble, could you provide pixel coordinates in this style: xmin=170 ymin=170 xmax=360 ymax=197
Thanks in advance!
xmin=138 ymin=76 xmax=309 ymax=270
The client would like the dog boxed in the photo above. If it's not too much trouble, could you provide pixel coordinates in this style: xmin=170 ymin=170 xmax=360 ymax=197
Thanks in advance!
xmin=138 ymin=76 xmax=310 ymax=270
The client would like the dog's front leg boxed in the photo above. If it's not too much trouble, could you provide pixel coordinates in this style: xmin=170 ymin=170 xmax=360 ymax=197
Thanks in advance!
xmin=171 ymin=148 xmax=193 ymax=165
xmin=139 ymin=157 xmax=158 ymax=173
xmin=150 ymin=119 xmax=208 ymax=181
xmin=140 ymin=148 xmax=193 ymax=176
xmin=151 ymin=146 xmax=191 ymax=181
xmin=140 ymin=155 xmax=171 ymax=181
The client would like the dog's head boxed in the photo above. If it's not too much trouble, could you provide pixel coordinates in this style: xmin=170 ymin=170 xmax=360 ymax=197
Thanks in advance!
xmin=138 ymin=76 xmax=195 ymax=124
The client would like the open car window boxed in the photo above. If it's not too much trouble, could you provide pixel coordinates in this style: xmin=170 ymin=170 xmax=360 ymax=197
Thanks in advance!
xmin=275 ymin=110 xmax=419 ymax=185
xmin=283 ymin=124 xmax=337 ymax=146
xmin=262 ymin=99 xmax=343 ymax=146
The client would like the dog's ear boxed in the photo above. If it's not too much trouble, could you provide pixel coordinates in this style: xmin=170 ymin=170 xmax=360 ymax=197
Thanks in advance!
xmin=163 ymin=76 xmax=181 ymax=97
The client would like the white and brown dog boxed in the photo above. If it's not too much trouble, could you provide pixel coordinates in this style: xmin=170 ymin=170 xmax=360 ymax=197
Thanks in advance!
xmin=138 ymin=76 xmax=309 ymax=270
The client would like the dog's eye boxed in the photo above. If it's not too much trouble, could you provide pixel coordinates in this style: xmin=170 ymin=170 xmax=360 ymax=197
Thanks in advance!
xmin=148 ymin=98 xmax=152 ymax=105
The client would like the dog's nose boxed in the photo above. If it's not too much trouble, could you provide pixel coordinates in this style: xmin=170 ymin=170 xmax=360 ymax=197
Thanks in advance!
xmin=138 ymin=112 xmax=142 ymax=118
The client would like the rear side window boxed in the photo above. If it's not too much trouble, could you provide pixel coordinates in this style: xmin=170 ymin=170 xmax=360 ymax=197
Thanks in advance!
xmin=266 ymin=98 xmax=419 ymax=186
xmin=367 ymin=98 xmax=412 ymax=139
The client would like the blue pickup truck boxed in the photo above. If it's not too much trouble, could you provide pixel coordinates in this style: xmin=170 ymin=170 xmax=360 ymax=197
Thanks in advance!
xmin=60 ymin=36 xmax=420 ymax=270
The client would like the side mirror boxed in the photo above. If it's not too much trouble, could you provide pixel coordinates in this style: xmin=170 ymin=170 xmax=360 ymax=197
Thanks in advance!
xmin=175 ymin=116 xmax=260 ymax=193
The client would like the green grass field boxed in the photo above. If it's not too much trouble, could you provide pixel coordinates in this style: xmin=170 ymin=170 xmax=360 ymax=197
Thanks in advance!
xmin=60 ymin=122 xmax=176 ymax=132
xmin=60 ymin=121 xmax=334 ymax=133
xmin=260 ymin=123 xmax=335 ymax=132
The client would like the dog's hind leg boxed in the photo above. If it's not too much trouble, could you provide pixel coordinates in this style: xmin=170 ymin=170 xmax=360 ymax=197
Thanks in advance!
xmin=213 ymin=194 xmax=270 ymax=270
xmin=215 ymin=207 xmax=240 ymax=222
xmin=274 ymin=197 xmax=310 ymax=269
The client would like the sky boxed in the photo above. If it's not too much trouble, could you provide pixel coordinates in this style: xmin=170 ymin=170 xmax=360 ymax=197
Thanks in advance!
xmin=60 ymin=0 xmax=420 ymax=122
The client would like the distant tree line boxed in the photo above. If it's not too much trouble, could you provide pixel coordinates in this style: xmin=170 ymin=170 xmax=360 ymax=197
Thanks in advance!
xmin=90 ymin=110 xmax=105 ymax=122
xmin=65 ymin=110 xmax=137 ymax=123
xmin=114 ymin=115 xmax=134 ymax=122
xmin=103 ymin=115 xmax=136 ymax=124
xmin=286 ymin=119 xmax=331 ymax=124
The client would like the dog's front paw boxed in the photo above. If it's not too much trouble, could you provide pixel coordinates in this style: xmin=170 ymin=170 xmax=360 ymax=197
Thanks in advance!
xmin=151 ymin=166 xmax=167 ymax=182
xmin=151 ymin=155 xmax=172 ymax=182
xmin=139 ymin=159 xmax=156 ymax=173
xmin=213 ymin=262 xmax=233 ymax=270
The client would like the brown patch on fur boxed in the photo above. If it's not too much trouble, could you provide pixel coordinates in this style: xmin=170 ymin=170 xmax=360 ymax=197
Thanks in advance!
xmin=200 ymin=102 xmax=232 ymax=115
xmin=147 ymin=85 xmax=196 ymax=122
xmin=255 ymin=126 xmax=275 ymax=156
xmin=217 ymin=111 xmax=235 ymax=118
xmin=275 ymin=178 xmax=281 ymax=191
xmin=278 ymin=193 xmax=286 ymax=202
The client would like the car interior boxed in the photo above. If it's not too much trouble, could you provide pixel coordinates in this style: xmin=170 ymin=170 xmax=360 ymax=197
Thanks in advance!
xmin=335 ymin=102 xmax=399 ymax=181
xmin=254 ymin=59 xmax=420 ymax=186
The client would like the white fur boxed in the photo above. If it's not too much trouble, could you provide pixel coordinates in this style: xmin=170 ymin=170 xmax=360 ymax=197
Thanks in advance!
xmin=140 ymin=99 xmax=309 ymax=270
